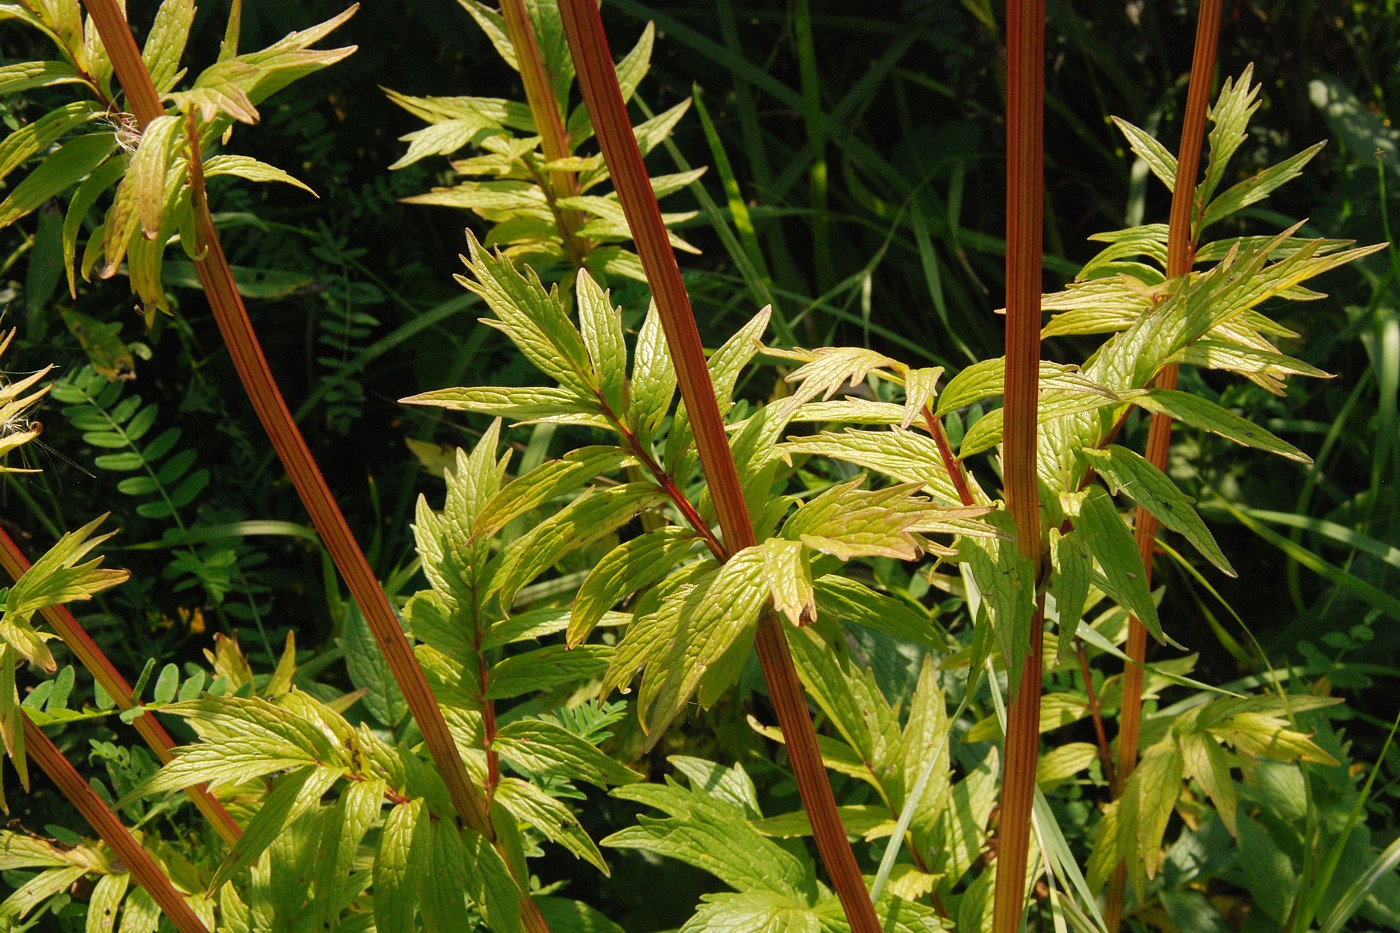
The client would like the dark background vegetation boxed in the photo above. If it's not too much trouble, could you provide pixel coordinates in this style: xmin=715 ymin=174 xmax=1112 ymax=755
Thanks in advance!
xmin=2 ymin=1 xmax=1396 ymax=927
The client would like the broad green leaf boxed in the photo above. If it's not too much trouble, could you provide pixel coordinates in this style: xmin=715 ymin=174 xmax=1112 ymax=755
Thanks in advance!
xmin=1131 ymin=743 xmax=1184 ymax=880
xmin=1199 ymin=66 xmax=1261 ymax=208
xmin=1134 ymin=389 xmax=1310 ymax=463
xmin=959 ymin=509 xmax=1037 ymax=695
xmin=460 ymin=233 xmax=595 ymax=395
xmin=202 ymin=154 xmax=316 ymax=196
xmin=493 ymin=718 xmax=641 ymax=787
xmin=569 ymin=526 xmax=698 ymax=646
xmin=536 ymin=898 xmax=627 ymax=933
xmin=757 ymin=538 xmax=815 ymax=626
xmin=418 ymin=820 xmax=470 ymax=932
xmin=61 ymin=153 xmax=124 ymax=293
xmin=786 ymin=626 xmax=899 ymax=768
xmin=1111 ymin=116 xmax=1177 ymax=192
xmin=682 ymin=890 xmax=817 ymax=932
xmin=460 ymin=820 xmax=522 ymax=930
xmin=1048 ymin=528 xmax=1091 ymax=644
xmin=493 ymin=482 xmax=668 ymax=607
xmin=628 ymin=303 xmax=676 ymax=443
xmin=476 ymin=446 xmax=628 ymax=538
xmin=1081 ymin=445 xmax=1235 ymax=576
xmin=607 ymin=764 xmax=813 ymax=899
xmin=0 ymin=60 xmax=84 ymax=96
xmin=208 ymin=763 xmax=343 ymax=892
xmin=374 ymin=799 xmax=426 ymax=933
xmin=638 ymin=547 xmax=768 ymax=741
xmin=0 ymin=100 xmax=99 ymax=189
xmin=496 ymin=776 xmax=607 ymax=873
xmin=87 ymin=871 xmax=129 ymax=933
xmin=0 ymin=133 xmax=113 ymax=227
xmin=812 ymin=575 xmax=941 ymax=650
xmin=485 ymin=644 xmax=611 ymax=699
xmin=141 ymin=0 xmax=194 ymax=94
xmin=1180 ymin=731 xmax=1237 ymax=834
xmin=400 ymin=384 xmax=606 ymax=428
xmin=1198 ymin=142 xmax=1324 ymax=232
xmin=339 ymin=603 xmax=408 ymax=728
xmin=575 ymin=270 xmax=627 ymax=414
xmin=782 ymin=478 xmax=927 ymax=562
xmin=902 ymin=365 xmax=944 ymax=428
xmin=1036 ymin=742 xmax=1097 ymax=790
xmin=311 ymin=779 xmax=385 ymax=930
xmin=101 ymin=114 xmax=182 ymax=275
xmin=779 ymin=428 xmax=961 ymax=505
xmin=1073 ymin=487 xmax=1164 ymax=643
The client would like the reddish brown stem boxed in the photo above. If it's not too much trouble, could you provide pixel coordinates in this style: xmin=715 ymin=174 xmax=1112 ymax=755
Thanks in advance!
xmin=991 ymin=0 xmax=1046 ymax=927
xmin=923 ymin=405 xmax=976 ymax=507
xmin=0 ymin=530 xmax=242 ymax=845
xmin=558 ymin=3 xmax=880 ymax=929
xmin=1076 ymin=638 xmax=1116 ymax=791
xmin=82 ymin=6 xmax=548 ymax=928
xmin=25 ymin=717 xmax=210 ymax=933
xmin=1105 ymin=2 xmax=1222 ymax=927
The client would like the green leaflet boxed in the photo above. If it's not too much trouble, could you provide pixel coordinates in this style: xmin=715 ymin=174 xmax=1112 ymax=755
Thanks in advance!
xmin=637 ymin=547 xmax=767 ymax=742
xmin=400 ymin=384 xmax=606 ymax=427
xmin=374 ymin=798 xmax=427 ymax=933
xmin=1074 ymin=487 xmax=1166 ymax=644
xmin=786 ymin=626 xmax=901 ymax=768
xmin=958 ymin=509 xmax=1037 ymax=696
xmin=141 ymin=0 xmax=195 ymax=95
xmin=1134 ymin=389 xmax=1311 ymax=463
xmin=628 ymin=303 xmax=677 ymax=444
xmin=311 ymin=779 xmax=384 ymax=930
xmin=575 ymin=270 xmax=628 ymax=413
xmin=569 ymin=526 xmax=699 ymax=646
xmin=1048 ymin=528 xmax=1091 ymax=650
xmin=202 ymin=154 xmax=316 ymax=196
xmin=496 ymin=776 xmax=608 ymax=873
xmin=606 ymin=761 xmax=815 ymax=900
xmin=492 ymin=482 xmax=669 ymax=607
xmin=493 ymin=718 xmax=642 ymax=787
xmin=0 ymin=132 xmax=113 ymax=228
xmin=207 ymin=763 xmax=343 ymax=893
xmin=779 ymin=427 xmax=961 ymax=505
xmin=781 ymin=478 xmax=927 ymax=562
xmin=1199 ymin=65 xmax=1261 ymax=208
xmin=757 ymin=538 xmax=815 ymax=626
xmin=1180 ymin=732 xmax=1237 ymax=834
xmin=0 ymin=100 xmax=100 ymax=189
xmin=812 ymin=574 xmax=942 ymax=650
xmin=1111 ymin=116 xmax=1177 ymax=192
xmin=418 ymin=820 xmax=470 ymax=932
xmin=1081 ymin=445 xmax=1235 ymax=576
xmin=486 ymin=644 xmax=611 ymax=699
xmin=460 ymin=233 xmax=596 ymax=395
xmin=475 ymin=446 xmax=629 ymax=538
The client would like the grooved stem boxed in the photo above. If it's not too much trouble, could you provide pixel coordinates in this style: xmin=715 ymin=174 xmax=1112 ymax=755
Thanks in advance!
xmin=557 ymin=3 xmax=881 ymax=929
xmin=25 ymin=717 xmax=210 ymax=933
xmin=1105 ymin=2 xmax=1222 ymax=926
xmin=0 ymin=529 xmax=242 ymax=845
xmin=991 ymin=0 xmax=1045 ymax=928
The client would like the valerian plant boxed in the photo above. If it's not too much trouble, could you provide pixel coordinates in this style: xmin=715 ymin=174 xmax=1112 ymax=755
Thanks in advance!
xmin=0 ymin=1 xmax=1394 ymax=932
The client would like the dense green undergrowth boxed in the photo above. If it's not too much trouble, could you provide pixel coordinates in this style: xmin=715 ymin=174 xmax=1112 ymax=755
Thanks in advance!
xmin=0 ymin=1 xmax=1397 ymax=931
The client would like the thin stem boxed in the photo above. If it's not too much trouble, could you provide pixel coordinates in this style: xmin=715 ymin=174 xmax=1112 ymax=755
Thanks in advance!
xmin=82 ymin=6 xmax=548 ymax=928
xmin=0 ymin=529 xmax=243 ymax=845
xmin=922 ymin=404 xmax=976 ymax=507
xmin=991 ymin=0 xmax=1045 ymax=927
xmin=1076 ymin=638 xmax=1117 ymax=791
xmin=1105 ymin=2 xmax=1222 ymax=926
xmin=24 ymin=717 xmax=211 ymax=933
xmin=558 ymin=3 xmax=881 ymax=929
